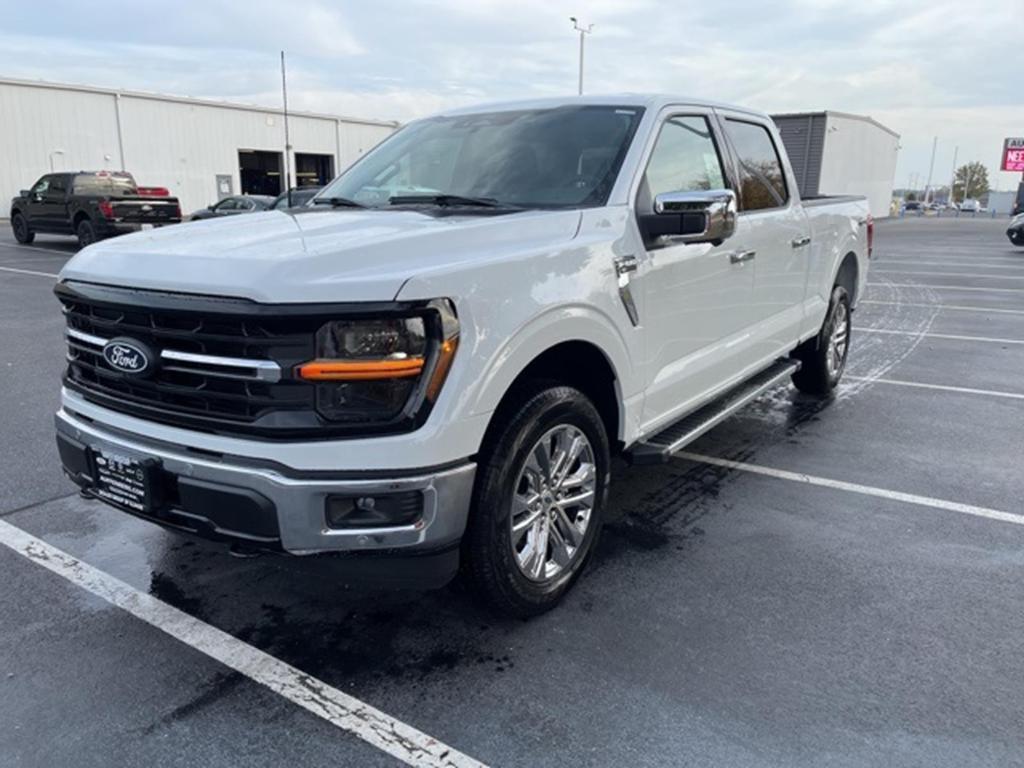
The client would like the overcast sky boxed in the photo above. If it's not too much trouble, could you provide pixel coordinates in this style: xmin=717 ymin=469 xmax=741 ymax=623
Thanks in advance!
xmin=4 ymin=0 xmax=1022 ymax=192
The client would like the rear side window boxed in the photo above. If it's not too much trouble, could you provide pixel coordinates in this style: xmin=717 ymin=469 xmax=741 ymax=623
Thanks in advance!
xmin=724 ymin=119 xmax=788 ymax=211
xmin=643 ymin=116 xmax=726 ymax=201
xmin=72 ymin=173 xmax=138 ymax=196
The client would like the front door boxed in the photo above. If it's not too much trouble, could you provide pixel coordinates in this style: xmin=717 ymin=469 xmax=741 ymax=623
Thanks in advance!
xmin=24 ymin=175 xmax=52 ymax=231
xmin=634 ymin=111 xmax=756 ymax=432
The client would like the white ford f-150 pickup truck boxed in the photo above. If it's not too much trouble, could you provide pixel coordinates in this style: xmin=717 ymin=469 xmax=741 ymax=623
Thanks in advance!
xmin=55 ymin=95 xmax=871 ymax=616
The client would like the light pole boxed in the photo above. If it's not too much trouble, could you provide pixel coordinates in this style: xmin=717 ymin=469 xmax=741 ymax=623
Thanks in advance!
xmin=949 ymin=145 xmax=958 ymax=204
xmin=924 ymin=136 xmax=937 ymax=203
xmin=570 ymin=16 xmax=593 ymax=95
xmin=49 ymin=149 xmax=64 ymax=172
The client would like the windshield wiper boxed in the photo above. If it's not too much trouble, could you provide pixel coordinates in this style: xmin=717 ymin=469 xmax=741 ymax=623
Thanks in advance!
xmin=388 ymin=194 xmax=508 ymax=208
xmin=313 ymin=196 xmax=366 ymax=208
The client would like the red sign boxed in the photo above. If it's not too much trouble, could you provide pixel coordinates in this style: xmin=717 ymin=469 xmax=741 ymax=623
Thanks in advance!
xmin=1002 ymin=137 xmax=1024 ymax=172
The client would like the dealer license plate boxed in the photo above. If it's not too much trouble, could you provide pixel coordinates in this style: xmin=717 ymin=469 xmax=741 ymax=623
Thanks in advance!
xmin=91 ymin=449 xmax=160 ymax=514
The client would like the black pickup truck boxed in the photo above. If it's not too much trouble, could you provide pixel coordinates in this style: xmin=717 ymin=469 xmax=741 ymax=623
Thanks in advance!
xmin=10 ymin=171 xmax=181 ymax=248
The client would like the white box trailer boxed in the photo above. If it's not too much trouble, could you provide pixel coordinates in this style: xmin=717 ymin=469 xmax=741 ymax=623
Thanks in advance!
xmin=772 ymin=110 xmax=900 ymax=219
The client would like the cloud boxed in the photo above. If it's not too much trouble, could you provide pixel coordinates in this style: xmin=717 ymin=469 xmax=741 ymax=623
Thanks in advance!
xmin=2 ymin=0 xmax=1021 ymax=187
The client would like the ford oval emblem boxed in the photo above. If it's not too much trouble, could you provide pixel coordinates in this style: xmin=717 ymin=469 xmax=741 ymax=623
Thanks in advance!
xmin=102 ymin=338 xmax=152 ymax=375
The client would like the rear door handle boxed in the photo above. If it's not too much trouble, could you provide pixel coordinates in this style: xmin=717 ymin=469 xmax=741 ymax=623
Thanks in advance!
xmin=791 ymin=235 xmax=811 ymax=248
xmin=729 ymin=250 xmax=756 ymax=264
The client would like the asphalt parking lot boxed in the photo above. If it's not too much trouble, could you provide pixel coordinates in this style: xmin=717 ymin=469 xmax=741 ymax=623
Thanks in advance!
xmin=1 ymin=216 xmax=1022 ymax=767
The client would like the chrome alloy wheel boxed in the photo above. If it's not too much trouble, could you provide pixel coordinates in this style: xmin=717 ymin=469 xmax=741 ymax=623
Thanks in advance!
xmin=510 ymin=424 xmax=597 ymax=582
xmin=826 ymin=301 xmax=850 ymax=378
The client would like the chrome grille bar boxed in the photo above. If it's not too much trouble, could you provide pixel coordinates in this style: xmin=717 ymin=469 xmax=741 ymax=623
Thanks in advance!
xmin=64 ymin=328 xmax=282 ymax=383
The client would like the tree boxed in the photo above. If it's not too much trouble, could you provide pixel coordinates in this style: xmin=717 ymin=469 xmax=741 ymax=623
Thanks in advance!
xmin=952 ymin=162 xmax=989 ymax=201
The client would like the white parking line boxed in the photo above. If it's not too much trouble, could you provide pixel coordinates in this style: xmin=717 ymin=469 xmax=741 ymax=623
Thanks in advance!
xmin=858 ymin=328 xmax=1024 ymax=345
xmin=867 ymin=283 xmax=1024 ymax=293
xmin=0 ymin=242 xmax=76 ymax=256
xmin=860 ymin=300 xmax=1024 ymax=316
xmin=845 ymin=375 xmax=1024 ymax=400
xmin=873 ymin=270 xmax=1024 ymax=279
xmin=0 ymin=519 xmax=487 ymax=768
xmin=879 ymin=260 xmax=1024 ymax=268
xmin=0 ymin=265 xmax=59 ymax=278
xmin=674 ymin=452 xmax=1024 ymax=527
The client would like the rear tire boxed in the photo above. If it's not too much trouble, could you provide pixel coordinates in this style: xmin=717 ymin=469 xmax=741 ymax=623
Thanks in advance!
xmin=462 ymin=383 xmax=610 ymax=618
xmin=12 ymin=213 xmax=34 ymax=244
xmin=791 ymin=285 xmax=852 ymax=396
xmin=76 ymin=219 xmax=97 ymax=248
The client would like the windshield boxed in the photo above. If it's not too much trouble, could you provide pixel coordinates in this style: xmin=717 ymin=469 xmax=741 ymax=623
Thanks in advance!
xmin=318 ymin=105 xmax=645 ymax=209
xmin=72 ymin=173 xmax=138 ymax=196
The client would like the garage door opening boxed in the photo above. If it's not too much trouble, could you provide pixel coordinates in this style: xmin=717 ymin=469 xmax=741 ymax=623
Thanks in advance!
xmin=295 ymin=153 xmax=335 ymax=187
xmin=238 ymin=150 xmax=283 ymax=196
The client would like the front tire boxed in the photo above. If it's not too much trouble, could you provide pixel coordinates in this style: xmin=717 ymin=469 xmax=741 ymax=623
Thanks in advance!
xmin=1010 ymin=230 xmax=1024 ymax=247
xmin=76 ymin=219 xmax=97 ymax=248
xmin=462 ymin=383 xmax=610 ymax=618
xmin=12 ymin=213 xmax=34 ymax=244
xmin=791 ymin=285 xmax=852 ymax=396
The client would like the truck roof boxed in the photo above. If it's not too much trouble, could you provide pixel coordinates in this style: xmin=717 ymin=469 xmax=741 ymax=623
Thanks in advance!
xmin=436 ymin=93 xmax=769 ymax=121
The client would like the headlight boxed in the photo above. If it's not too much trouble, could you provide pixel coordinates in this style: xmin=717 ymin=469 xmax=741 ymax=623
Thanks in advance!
xmin=295 ymin=300 xmax=459 ymax=425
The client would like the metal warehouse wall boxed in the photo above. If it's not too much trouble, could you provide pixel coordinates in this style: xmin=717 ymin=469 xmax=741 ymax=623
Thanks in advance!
xmin=0 ymin=78 xmax=396 ymax=215
xmin=818 ymin=113 xmax=899 ymax=219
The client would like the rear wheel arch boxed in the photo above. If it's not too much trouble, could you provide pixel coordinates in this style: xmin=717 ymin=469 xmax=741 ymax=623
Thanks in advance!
xmin=833 ymin=251 xmax=859 ymax=304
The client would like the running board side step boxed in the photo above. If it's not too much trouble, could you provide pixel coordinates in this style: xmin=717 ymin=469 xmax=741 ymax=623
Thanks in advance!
xmin=626 ymin=359 xmax=800 ymax=466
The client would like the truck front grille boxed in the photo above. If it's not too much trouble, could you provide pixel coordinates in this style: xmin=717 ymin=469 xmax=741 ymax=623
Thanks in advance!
xmin=57 ymin=282 xmax=326 ymax=437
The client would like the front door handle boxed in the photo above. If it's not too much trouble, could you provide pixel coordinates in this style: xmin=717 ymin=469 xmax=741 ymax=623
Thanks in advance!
xmin=729 ymin=250 xmax=756 ymax=265
xmin=791 ymin=235 xmax=812 ymax=248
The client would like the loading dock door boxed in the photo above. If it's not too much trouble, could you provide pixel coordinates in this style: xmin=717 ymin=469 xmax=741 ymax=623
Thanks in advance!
xmin=238 ymin=150 xmax=283 ymax=196
xmin=295 ymin=153 xmax=335 ymax=187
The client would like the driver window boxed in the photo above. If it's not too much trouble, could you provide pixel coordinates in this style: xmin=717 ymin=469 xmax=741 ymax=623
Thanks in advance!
xmin=31 ymin=177 xmax=51 ymax=196
xmin=642 ymin=116 xmax=726 ymax=203
xmin=217 ymin=198 xmax=238 ymax=211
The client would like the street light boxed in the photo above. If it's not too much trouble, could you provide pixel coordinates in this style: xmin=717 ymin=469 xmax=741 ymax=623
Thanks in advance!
xmin=49 ymin=149 xmax=65 ymax=172
xmin=570 ymin=16 xmax=593 ymax=95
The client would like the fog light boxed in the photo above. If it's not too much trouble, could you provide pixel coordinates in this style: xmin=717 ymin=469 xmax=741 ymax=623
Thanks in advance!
xmin=325 ymin=491 xmax=423 ymax=529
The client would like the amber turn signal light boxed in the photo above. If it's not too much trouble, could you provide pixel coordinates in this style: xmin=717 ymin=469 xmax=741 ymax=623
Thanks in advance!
xmin=296 ymin=357 xmax=425 ymax=381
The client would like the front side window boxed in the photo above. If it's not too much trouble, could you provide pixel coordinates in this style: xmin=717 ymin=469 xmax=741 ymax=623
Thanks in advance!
xmin=216 ymin=198 xmax=239 ymax=211
xmin=31 ymin=177 xmax=51 ymax=195
xmin=642 ymin=115 xmax=727 ymax=203
xmin=319 ymin=105 xmax=645 ymax=209
xmin=723 ymin=119 xmax=788 ymax=211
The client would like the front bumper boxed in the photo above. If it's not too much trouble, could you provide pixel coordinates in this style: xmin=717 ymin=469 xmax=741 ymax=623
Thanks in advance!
xmin=55 ymin=408 xmax=476 ymax=578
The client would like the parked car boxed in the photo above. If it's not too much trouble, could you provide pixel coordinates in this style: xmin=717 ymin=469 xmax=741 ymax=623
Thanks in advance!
xmin=189 ymin=195 xmax=275 ymax=220
xmin=1007 ymin=213 xmax=1024 ymax=247
xmin=10 ymin=171 xmax=181 ymax=247
xmin=904 ymin=201 xmax=922 ymax=212
xmin=271 ymin=186 xmax=322 ymax=210
xmin=959 ymin=199 xmax=981 ymax=213
xmin=53 ymin=95 xmax=871 ymax=616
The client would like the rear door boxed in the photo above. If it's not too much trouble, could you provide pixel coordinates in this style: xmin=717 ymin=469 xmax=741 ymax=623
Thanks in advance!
xmin=634 ymin=109 xmax=756 ymax=431
xmin=717 ymin=114 xmax=809 ymax=360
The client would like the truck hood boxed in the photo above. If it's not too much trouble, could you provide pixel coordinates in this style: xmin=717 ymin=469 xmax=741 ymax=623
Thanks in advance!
xmin=58 ymin=208 xmax=582 ymax=303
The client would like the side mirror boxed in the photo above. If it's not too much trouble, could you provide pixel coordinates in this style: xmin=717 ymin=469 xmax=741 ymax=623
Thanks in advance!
xmin=20 ymin=189 xmax=29 ymax=197
xmin=641 ymin=189 xmax=737 ymax=247
xmin=208 ymin=204 xmax=216 ymax=211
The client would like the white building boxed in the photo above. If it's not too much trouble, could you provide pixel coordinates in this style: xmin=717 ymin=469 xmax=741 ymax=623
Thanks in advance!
xmin=0 ymin=77 xmax=397 ymax=215
xmin=771 ymin=111 xmax=900 ymax=218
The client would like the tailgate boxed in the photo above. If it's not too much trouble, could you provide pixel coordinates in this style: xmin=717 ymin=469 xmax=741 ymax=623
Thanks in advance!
xmin=110 ymin=197 xmax=180 ymax=223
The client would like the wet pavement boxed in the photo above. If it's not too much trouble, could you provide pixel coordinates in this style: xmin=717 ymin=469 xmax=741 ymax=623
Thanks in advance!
xmin=1 ymin=217 xmax=1023 ymax=767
